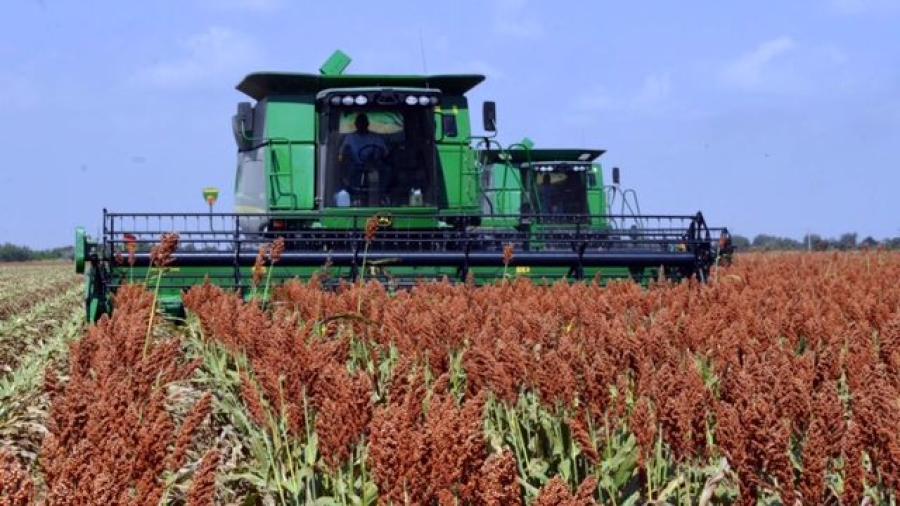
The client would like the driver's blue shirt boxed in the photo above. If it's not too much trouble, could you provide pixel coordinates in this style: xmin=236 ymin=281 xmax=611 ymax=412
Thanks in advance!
xmin=339 ymin=132 xmax=388 ymax=164
xmin=540 ymin=184 xmax=556 ymax=213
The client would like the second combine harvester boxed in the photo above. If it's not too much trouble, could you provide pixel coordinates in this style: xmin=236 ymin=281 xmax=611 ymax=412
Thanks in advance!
xmin=75 ymin=51 xmax=728 ymax=320
xmin=477 ymin=143 xmax=679 ymax=282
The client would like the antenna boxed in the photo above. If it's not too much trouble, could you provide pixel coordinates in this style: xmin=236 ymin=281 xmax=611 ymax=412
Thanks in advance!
xmin=418 ymin=29 xmax=428 ymax=74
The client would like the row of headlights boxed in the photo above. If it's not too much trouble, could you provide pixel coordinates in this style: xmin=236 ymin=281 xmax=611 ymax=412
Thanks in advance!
xmin=534 ymin=164 xmax=590 ymax=172
xmin=405 ymin=95 xmax=440 ymax=106
xmin=328 ymin=94 xmax=439 ymax=107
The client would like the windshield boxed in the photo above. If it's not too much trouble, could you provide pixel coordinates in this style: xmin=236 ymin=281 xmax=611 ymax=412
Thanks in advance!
xmin=530 ymin=168 xmax=589 ymax=215
xmin=234 ymin=151 xmax=266 ymax=212
xmin=320 ymin=105 xmax=440 ymax=208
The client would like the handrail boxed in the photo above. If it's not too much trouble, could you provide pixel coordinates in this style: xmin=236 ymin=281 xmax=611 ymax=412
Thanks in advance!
xmin=267 ymin=137 xmax=299 ymax=208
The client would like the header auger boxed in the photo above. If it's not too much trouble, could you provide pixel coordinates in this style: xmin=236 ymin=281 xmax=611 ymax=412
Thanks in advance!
xmin=75 ymin=50 xmax=730 ymax=321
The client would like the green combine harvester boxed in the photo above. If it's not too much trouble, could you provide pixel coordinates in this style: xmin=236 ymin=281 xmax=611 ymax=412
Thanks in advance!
xmin=477 ymin=145 xmax=674 ymax=282
xmin=75 ymin=51 xmax=728 ymax=321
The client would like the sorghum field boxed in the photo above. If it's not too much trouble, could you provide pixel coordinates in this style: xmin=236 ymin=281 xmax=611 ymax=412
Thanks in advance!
xmin=1 ymin=253 xmax=898 ymax=505
xmin=0 ymin=262 xmax=83 ymax=505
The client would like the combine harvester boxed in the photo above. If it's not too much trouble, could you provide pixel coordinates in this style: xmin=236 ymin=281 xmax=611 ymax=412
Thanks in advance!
xmin=75 ymin=51 xmax=728 ymax=320
xmin=477 ymin=144 xmax=680 ymax=282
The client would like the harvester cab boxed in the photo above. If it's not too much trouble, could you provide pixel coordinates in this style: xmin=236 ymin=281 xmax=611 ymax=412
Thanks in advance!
xmin=230 ymin=50 xmax=485 ymax=233
xmin=479 ymin=146 xmax=646 ymax=222
xmin=480 ymin=148 xmax=607 ymax=218
xmin=74 ymin=50 xmax=727 ymax=321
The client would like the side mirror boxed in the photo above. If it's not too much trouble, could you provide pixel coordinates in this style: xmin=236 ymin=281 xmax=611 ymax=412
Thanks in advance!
xmin=236 ymin=102 xmax=253 ymax=134
xmin=232 ymin=102 xmax=254 ymax=149
xmin=482 ymin=101 xmax=497 ymax=132
xmin=612 ymin=166 xmax=620 ymax=185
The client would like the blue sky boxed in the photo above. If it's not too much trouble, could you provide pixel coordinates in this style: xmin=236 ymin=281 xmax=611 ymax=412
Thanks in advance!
xmin=1 ymin=0 xmax=898 ymax=247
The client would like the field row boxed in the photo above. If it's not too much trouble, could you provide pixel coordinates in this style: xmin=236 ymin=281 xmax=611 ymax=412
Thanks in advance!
xmin=0 ymin=300 xmax=82 ymax=462
xmin=0 ymin=263 xmax=80 ymax=322
xmin=0 ymin=270 xmax=84 ymax=502
xmin=0 ymin=262 xmax=74 ymax=284
xmin=0 ymin=286 xmax=84 ymax=378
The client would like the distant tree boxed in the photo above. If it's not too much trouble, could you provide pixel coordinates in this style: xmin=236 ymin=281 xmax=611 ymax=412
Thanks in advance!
xmin=859 ymin=236 xmax=879 ymax=249
xmin=753 ymin=234 xmax=802 ymax=251
xmin=730 ymin=234 xmax=751 ymax=250
xmin=751 ymin=234 xmax=775 ymax=250
xmin=0 ymin=243 xmax=72 ymax=262
xmin=0 ymin=243 xmax=34 ymax=262
xmin=836 ymin=233 xmax=858 ymax=251
xmin=735 ymin=232 xmax=897 ymax=252
xmin=802 ymin=234 xmax=829 ymax=251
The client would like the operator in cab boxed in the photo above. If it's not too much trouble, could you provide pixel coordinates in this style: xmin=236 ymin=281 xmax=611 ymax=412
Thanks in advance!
xmin=539 ymin=173 xmax=558 ymax=214
xmin=338 ymin=113 xmax=391 ymax=205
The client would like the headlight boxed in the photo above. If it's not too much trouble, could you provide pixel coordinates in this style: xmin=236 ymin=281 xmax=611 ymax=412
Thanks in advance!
xmin=330 ymin=96 xmax=341 ymax=105
xmin=429 ymin=96 xmax=439 ymax=105
xmin=418 ymin=95 xmax=430 ymax=106
xmin=405 ymin=95 xmax=418 ymax=106
xmin=341 ymin=95 xmax=354 ymax=106
xmin=354 ymin=95 xmax=368 ymax=105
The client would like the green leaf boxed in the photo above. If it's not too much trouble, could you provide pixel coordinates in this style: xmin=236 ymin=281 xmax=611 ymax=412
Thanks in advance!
xmin=526 ymin=457 xmax=550 ymax=482
xmin=604 ymin=434 xmax=638 ymax=489
xmin=620 ymin=491 xmax=641 ymax=506
xmin=655 ymin=474 xmax=684 ymax=502
xmin=559 ymin=458 xmax=573 ymax=483
xmin=599 ymin=474 xmax=616 ymax=493
xmin=281 ymin=476 xmax=303 ymax=495
xmin=295 ymin=465 xmax=314 ymax=481
xmin=487 ymin=431 xmax=505 ymax=452
xmin=362 ymin=481 xmax=379 ymax=505
xmin=306 ymin=432 xmax=319 ymax=465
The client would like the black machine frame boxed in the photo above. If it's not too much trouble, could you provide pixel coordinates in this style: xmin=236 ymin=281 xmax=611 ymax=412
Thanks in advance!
xmin=91 ymin=210 xmax=727 ymax=292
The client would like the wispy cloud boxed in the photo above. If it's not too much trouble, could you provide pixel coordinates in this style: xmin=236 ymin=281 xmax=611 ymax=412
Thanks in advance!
xmin=133 ymin=27 xmax=260 ymax=89
xmin=720 ymin=36 xmax=796 ymax=91
xmin=491 ymin=0 xmax=545 ymax=39
xmin=573 ymin=73 xmax=672 ymax=113
xmin=719 ymin=37 xmax=868 ymax=97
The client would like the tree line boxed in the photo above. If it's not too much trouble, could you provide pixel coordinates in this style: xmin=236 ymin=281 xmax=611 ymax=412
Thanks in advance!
xmin=730 ymin=233 xmax=900 ymax=251
xmin=0 ymin=243 xmax=74 ymax=262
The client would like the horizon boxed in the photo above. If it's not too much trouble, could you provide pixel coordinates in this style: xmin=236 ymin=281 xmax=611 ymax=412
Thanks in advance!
xmin=6 ymin=229 xmax=900 ymax=252
xmin=1 ymin=0 xmax=898 ymax=248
